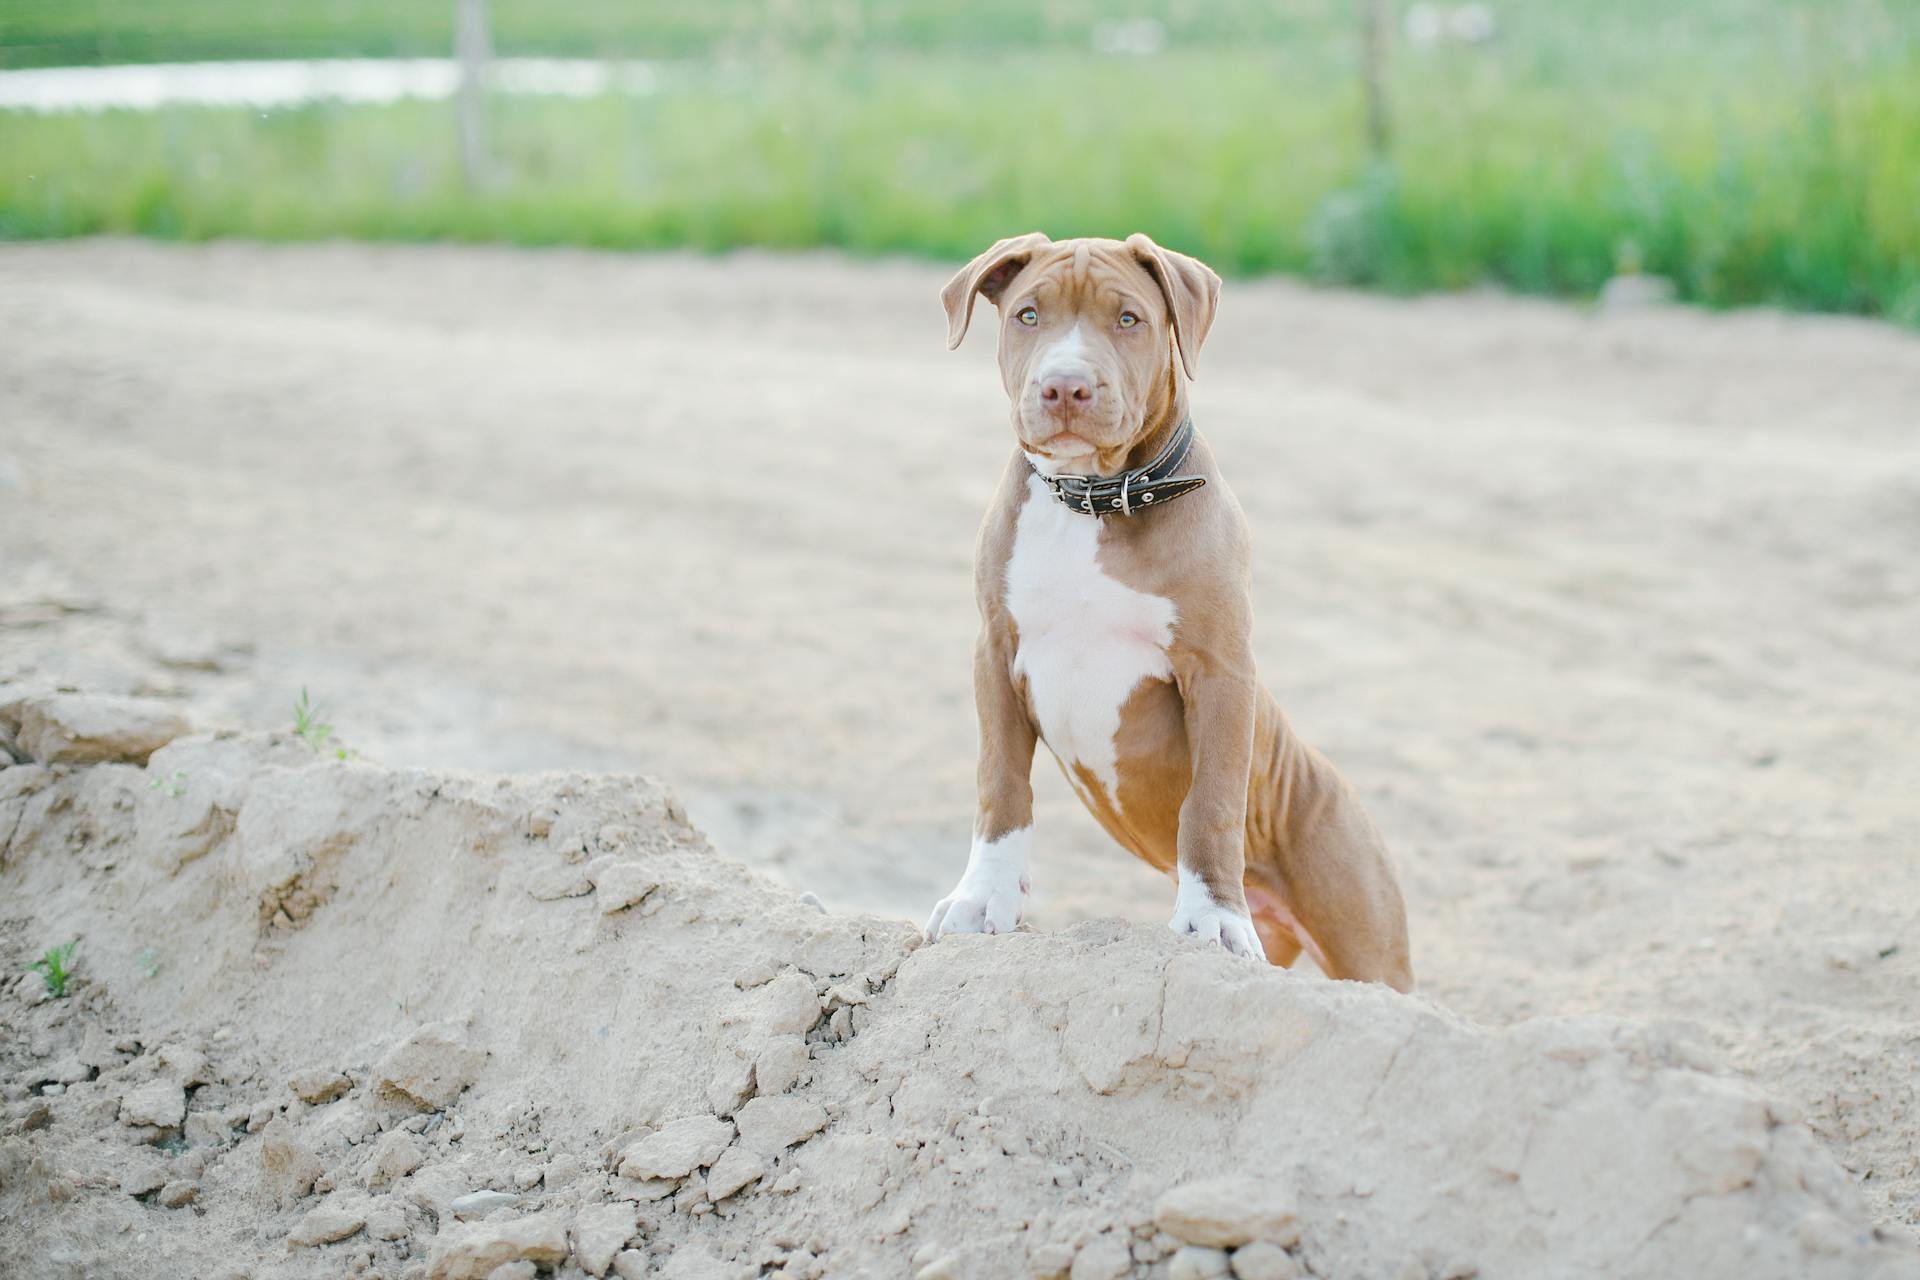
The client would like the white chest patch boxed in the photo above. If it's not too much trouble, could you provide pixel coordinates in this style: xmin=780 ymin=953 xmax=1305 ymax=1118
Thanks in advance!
xmin=1004 ymin=475 xmax=1177 ymax=798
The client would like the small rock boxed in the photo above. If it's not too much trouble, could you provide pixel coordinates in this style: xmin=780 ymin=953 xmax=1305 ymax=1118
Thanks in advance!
xmin=705 ymin=1146 xmax=766 ymax=1201
xmin=259 ymin=1117 xmax=326 ymax=1207
xmin=486 ymin=1265 xmax=537 ymax=1280
xmin=1230 ymin=1241 xmax=1299 ymax=1280
xmin=544 ymin=1154 xmax=581 ymax=1189
xmin=288 ymin=1205 xmax=367 ymax=1247
xmin=757 ymin=973 xmax=823 ymax=1036
xmin=451 ymin=1189 xmax=521 ymax=1219
xmin=368 ymin=1200 xmax=410 ymax=1241
xmin=594 ymin=862 xmax=660 ymax=913
xmin=612 ymin=1249 xmax=650 ymax=1280
xmin=1071 ymin=1234 xmax=1133 ymax=1280
xmin=571 ymin=1201 xmax=640 ymax=1277
xmin=364 ymin=1129 xmax=429 ymax=1187
xmin=617 ymin=1115 xmax=734 ymax=1180
xmin=425 ymin=1214 xmax=570 ymax=1280
xmin=11 ymin=693 xmax=190 ymax=765
xmin=377 ymin=1021 xmax=488 ymax=1111
xmin=121 ymin=1161 xmax=169 ymax=1198
xmin=120 ymin=1079 xmax=187 ymax=1129
xmin=705 ymin=1054 xmax=755 ymax=1115
xmin=289 ymin=1069 xmax=353 ymax=1104
xmin=752 ymin=1036 xmax=809 ymax=1096
xmin=158 ymin=1178 xmax=199 ymax=1208
xmin=916 ymin=1256 xmax=962 ymax=1280
xmin=156 ymin=1043 xmax=212 ymax=1086
xmin=1169 ymin=1245 xmax=1231 ymax=1280
xmin=1030 ymin=1240 xmax=1077 ymax=1278
xmin=1155 ymin=1179 xmax=1299 ymax=1249
xmin=733 ymin=1096 xmax=828 ymax=1156
xmin=527 ymin=864 xmax=593 ymax=901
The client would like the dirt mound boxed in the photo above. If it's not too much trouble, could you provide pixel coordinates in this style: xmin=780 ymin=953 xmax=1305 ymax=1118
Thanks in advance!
xmin=1 ymin=693 xmax=1915 ymax=1280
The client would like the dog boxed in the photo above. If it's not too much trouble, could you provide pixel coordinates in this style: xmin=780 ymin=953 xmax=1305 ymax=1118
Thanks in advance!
xmin=922 ymin=232 xmax=1414 ymax=992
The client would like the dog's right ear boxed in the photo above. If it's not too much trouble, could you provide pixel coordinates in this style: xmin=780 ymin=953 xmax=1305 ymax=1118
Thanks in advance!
xmin=941 ymin=232 xmax=1051 ymax=350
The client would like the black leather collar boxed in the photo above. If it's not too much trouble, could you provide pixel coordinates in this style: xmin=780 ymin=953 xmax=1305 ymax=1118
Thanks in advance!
xmin=1033 ymin=417 xmax=1207 ymax=517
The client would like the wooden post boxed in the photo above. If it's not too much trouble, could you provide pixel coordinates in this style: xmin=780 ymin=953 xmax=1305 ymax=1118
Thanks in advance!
xmin=456 ymin=0 xmax=492 ymax=189
xmin=1361 ymin=0 xmax=1391 ymax=159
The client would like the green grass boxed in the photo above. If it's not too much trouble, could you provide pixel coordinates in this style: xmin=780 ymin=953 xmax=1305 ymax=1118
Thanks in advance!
xmin=2 ymin=2 xmax=1918 ymax=323
xmin=26 ymin=939 xmax=77 ymax=998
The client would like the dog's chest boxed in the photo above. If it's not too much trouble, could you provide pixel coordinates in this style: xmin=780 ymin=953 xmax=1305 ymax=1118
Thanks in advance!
xmin=1003 ymin=477 xmax=1177 ymax=794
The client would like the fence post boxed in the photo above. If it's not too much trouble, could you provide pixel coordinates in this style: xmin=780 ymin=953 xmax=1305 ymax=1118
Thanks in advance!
xmin=1362 ymin=0 xmax=1391 ymax=158
xmin=456 ymin=0 xmax=493 ymax=188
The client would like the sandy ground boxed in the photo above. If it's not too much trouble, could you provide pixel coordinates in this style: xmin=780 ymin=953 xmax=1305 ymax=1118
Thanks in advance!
xmin=2 ymin=239 xmax=1918 ymax=1230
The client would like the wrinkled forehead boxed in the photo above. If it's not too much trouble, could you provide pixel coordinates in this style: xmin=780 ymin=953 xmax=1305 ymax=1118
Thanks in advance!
xmin=1006 ymin=239 xmax=1163 ymax=317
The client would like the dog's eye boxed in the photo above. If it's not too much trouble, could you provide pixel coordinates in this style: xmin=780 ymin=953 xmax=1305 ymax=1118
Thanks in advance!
xmin=1017 ymin=307 xmax=1038 ymax=326
xmin=1118 ymin=312 xmax=1139 ymax=328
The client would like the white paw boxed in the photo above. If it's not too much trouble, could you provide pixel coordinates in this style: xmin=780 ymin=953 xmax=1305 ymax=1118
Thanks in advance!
xmin=1169 ymin=868 xmax=1268 ymax=962
xmin=924 ymin=829 xmax=1031 ymax=941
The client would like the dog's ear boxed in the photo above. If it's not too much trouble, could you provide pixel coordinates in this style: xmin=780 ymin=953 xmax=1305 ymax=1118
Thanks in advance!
xmin=1126 ymin=233 xmax=1221 ymax=380
xmin=941 ymin=232 xmax=1051 ymax=350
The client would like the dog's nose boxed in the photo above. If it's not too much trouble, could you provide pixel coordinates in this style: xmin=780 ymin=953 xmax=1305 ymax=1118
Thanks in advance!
xmin=1039 ymin=374 xmax=1094 ymax=410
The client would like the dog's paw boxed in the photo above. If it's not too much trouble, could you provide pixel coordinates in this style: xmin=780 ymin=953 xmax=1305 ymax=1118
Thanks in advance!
xmin=924 ymin=830 xmax=1032 ymax=941
xmin=924 ymin=872 xmax=1028 ymax=940
xmin=1168 ymin=870 xmax=1268 ymax=962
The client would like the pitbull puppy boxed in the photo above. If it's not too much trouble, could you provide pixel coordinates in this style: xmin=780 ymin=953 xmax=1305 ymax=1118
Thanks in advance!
xmin=924 ymin=232 xmax=1414 ymax=991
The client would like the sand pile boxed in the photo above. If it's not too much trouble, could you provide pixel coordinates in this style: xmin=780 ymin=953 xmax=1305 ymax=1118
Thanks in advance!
xmin=1 ymin=689 xmax=1914 ymax=1280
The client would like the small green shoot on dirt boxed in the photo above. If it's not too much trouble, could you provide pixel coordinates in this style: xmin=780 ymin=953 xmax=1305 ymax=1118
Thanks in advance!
xmin=27 ymin=940 xmax=78 ymax=998
xmin=138 ymin=947 xmax=162 ymax=979
xmin=293 ymin=686 xmax=334 ymax=753
xmin=148 ymin=769 xmax=188 ymax=798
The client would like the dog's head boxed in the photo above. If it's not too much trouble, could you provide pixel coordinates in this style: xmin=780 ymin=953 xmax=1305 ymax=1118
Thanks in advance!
xmin=941 ymin=233 xmax=1219 ymax=477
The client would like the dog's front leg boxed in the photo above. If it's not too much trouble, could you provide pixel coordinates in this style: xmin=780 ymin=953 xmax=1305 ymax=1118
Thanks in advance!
xmin=925 ymin=632 xmax=1036 ymax=940
xmin=1168 ymin=652 xmax=1267 ymax=960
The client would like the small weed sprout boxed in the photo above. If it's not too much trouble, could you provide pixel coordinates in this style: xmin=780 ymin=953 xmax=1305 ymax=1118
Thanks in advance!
xmin=138 ymin=947 xmax=161 ymax=978
xmin=27 ymin=940 xmax=78 ymax=998
xmin=293 ymin=687 xmax=334 ymax=753
xmin=147 ymin=769 xmax=188 ymax=798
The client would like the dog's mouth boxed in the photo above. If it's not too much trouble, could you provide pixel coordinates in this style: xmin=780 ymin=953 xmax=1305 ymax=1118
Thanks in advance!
xmin=1034 ymin=431 xmax=1097 ymax=458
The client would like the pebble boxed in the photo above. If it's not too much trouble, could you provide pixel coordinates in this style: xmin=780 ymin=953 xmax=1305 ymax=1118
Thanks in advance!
xmin=1155 ymin=1179 xmax=1300 ymax=1249
xmin=367 ymin=1200 xmax=410 ymax=1241
xmin=1230 ymin=1242 xmax=1299 ymax=1280
xmin=287 ymin=1205 xmax=367 ymax=1247
xmin=752 ymin=1036 xmax=809 ymax=1097
xmin=593 ymin=862 xmax=660 ymax=914
xmin=570 ymin=1201 xmax=639 ymax=1277
xmin=733 ymin=1096 xmax=828 ymax=1156
xmin=450 ymin=1189 xmax=521 ymax=1219
xmin=289 ymin=1069 xmax=353 ymax=1104
xmin=1169 ymin=1246 xmax=1231 ymax=1280
xmin=1070 ymin=1234 xmax=1133 ymax=1280
xmin=120 ymin=1079 xmax=187 ymax=1129
xmin=616 ymin=1115 xmax=734 ymax=1180
xmin=157 ymin=1179 xmax=198 ymax=1208
xmin=363 ymin=1129 xmax=428 ymax=1187
xmin=706 ymin=1146 xmax=767 ymax=1201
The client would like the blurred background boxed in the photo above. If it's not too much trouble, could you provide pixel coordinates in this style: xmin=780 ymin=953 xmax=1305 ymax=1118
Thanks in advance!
xmin=3 ymin=3 xmax=1920 ymax=1228
xmin=2 ymin=0 xmax=1918 ymax=322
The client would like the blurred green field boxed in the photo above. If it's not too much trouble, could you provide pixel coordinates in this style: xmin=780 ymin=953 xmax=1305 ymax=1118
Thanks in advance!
xmin=2 ymin=1 xmax=1918 ymax=323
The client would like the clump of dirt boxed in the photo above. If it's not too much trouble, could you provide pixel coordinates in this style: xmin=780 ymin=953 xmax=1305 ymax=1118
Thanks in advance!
xmin=1 ymin=690 xmax=1915 ymax=1280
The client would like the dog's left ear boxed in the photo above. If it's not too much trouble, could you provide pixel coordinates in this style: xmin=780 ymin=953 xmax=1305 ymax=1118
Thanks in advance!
xmin=941 ymin=232 xmax=1052 ymax=350
xmin=1126 ymin=233 xmax=1221 ymax=380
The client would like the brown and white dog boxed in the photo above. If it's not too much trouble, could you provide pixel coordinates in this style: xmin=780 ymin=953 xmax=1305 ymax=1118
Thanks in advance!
xmin=923 ymin=232 xmax=1414 ymax=992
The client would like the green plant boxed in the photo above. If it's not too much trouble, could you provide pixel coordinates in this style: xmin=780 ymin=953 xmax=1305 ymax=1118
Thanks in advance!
xmin=147 ymin=768 xmax=188 ymax=798
xmin=26 ymin=940 xmax=78 ymax=998
xmin=293 ymin=686 xmax=334 ymax=753
xmin=137 ymin=947 xmax=162 ymax=978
